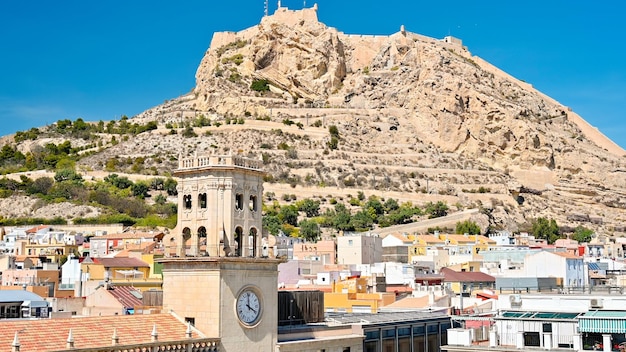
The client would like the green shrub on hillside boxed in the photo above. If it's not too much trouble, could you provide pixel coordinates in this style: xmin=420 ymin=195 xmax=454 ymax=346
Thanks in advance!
xmin=250 ymin=79 xmax=270 ymax=92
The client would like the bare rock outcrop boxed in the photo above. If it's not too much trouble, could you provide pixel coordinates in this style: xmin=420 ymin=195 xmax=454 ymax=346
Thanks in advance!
xmin=7 ymin=5 xmax=626 ymax=234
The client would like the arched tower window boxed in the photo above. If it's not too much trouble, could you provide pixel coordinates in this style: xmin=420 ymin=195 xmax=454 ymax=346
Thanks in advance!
xmin=198 ymin=226 xmax=207 ymax=255
xmin=249 ymin=195 xmax=258 ymax=212
xmin=234 ymin=227 xmax=244 ymax=257
xmin=182 ymin=227 xmax=191 ymax=254
xmin=198 ymin=193 xmax=207 ymax=209
xmin=235 ymin=193 xmax=244 ymax=211
xmin=249 ymin=227 xmax=258 ymax=257
xmin=183 ymin=195 xmax=192 ymax=209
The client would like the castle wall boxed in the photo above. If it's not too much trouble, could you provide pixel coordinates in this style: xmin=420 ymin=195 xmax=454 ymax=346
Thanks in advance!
xmin=264 ymin=6 xmax=318 ymax=27
xmin=209 ymin=26 xmax=260 ymax=51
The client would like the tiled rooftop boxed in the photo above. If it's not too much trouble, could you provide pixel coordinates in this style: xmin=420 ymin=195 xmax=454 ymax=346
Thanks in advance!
xmin=92 ymin=232 xmax=163 ymax=240
xmin=441 ymin=267 xmax=495 ymax=283
xmin=0 ymin=313 xmax=205 ymax=351
xmin=90 ymin=256 xmax=150 ymax=268
xmin=106 ymin=285 xmax=144 ymax=309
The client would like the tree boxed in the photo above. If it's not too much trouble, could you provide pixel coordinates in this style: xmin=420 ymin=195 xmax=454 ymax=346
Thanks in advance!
xmin=104 ymin=174 xmax=132 ymax=189
xmin=531 ymin=217 xmax=561 ymax=244
xmin=164 ymin=177 xmax=178 ymax=196
xmin=299 ymin=219 xmax=320 ymax=241
xmin=55 ymin=158 xmax=75 ymax=171
xmin=150 ymin=178 xmax=165 ymax=190
xmin=364 ymin=196 xmax=384 ymax=216
xmin=378 ymin=202 xmax=420 ymax=227
xmin=328 ymin=125 xmax=339 ymax=138
xmin=154 ymin=193 xmax=167 ymax=205
xmin=262 ymin=215 xmax=281 ymax=236
xmin=279 ymin=205 xmax=298 ymax=227
xmin=182 ymin=126 xmax=197 ymax=138
xmin=425 ymin=201 xmax=448 ymax=218
xmin=383 ymin=198 xmax=399 ymax=213
xmin=297 ymin=198 xmax=320 ymax=217
xmin=327 ymin=136 xmax=339 ymax=150
xmin=27 ymin=177 xmax=54 ymax=195
xmin=572 ymin=226 xmax=593 ymax=243
xmin=456 ymin=220 xmax=481 ymax=235
xmin=54 ymin=169 xmax=83 ymax=183
xmin=350 ymin=209 xmax=374 ymax=231
xmin=330 ymin=203 xmax=353 ymax=232
xmin=131 ymin=181 xmax=149 ymax=199
xmin=250 ymin=79 xmax=270 ymax=92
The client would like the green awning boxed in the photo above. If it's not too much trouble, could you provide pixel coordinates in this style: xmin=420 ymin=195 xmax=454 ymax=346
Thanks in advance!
xmin=579 ymin=311 xmax=626 ymax=333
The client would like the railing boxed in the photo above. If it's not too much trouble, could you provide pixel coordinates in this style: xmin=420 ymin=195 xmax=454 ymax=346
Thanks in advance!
xmin=178 ymin=155 xmax=262 ymax=171
xmin=498 ymin=285 xmax=625 ymax=294
xmin=49 ymin=339 xmax=220 ymax=352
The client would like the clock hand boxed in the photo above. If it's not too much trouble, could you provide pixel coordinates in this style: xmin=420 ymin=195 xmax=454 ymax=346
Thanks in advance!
xmin=246 ymin=304 xmax=257 ymax=314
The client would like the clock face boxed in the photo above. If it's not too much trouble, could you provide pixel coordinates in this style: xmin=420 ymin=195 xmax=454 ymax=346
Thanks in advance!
xmin=236 ymin=288 xmax=262 ymax=326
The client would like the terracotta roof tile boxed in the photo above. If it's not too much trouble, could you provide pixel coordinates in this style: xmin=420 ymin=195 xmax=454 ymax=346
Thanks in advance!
xmin=114 ymin=241 xmax=156 ymax=253
xmin=388 ymin=233 xmax=413 ymax=244
xmin=552 ymin=251 xmax=581 ymax=259
xmin=416 ymin=234 xmax=444 ymax=243
xmin=445 ymin=234 xmax=476 ymax=243
xmin=0 ymin=313 xmax=205 ymax=351
xmin=26 ymin=225 xmax=50 ymax=234
xmin=94 ymin=232 xmax=164 ymax=240
xmin=106 ymin=285 xmax=144 ymax=309
xmin=441 ymin=267 xmax=495 ymax=283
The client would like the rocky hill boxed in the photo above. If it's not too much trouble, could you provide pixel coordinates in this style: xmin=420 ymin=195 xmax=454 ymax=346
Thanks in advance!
xmin=3 ymin=5 xmax=626 ymax=235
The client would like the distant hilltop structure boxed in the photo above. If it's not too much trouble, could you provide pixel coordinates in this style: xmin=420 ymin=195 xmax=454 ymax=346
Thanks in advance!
xmin=209 ymin=3 xmax=468 ymax=68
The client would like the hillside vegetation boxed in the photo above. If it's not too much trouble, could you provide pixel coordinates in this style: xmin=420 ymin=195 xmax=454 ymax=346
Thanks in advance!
xmin=1 ymin=6 xmax=625 ymax=239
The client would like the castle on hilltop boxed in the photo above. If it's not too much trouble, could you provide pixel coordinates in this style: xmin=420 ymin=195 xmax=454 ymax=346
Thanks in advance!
xmin=209 ymin=2 xmax=467 ymax=60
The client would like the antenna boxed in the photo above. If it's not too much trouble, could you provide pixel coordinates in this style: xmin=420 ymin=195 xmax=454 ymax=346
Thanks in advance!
xmin=264 ymin=0 xmax=268 ymax=16
xmin=304 ymin=0 xmax=306 ymax=7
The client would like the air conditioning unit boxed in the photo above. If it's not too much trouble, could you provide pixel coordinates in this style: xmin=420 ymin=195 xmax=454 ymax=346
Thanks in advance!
xmin=590 ymin=299 xmax=603 ymax=308
xmin=510 ymin=294 xmax=522 ymax=307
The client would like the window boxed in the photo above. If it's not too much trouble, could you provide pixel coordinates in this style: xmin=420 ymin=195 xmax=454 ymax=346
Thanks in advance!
xmin=184 ymin=195 xmax=192 ymax=209
xmin=413 ymin=326 xmax=425 ymax=352
xmin=185 ymin=317 xmax=195 ymax=326
xmin=198 ymin=193 xmax=207 ymax=209
xmin=398 ymin=332 xmax=411 ymax=352
xmin=249 ymin=195 xmax=258 ymax=212
xmin=235 ymin=194 xmax=243 ymax=210
xmin=523 ymin=332 xmax=540 ymax=347
xmin=348 ymin=240 xmax=353 ymax=246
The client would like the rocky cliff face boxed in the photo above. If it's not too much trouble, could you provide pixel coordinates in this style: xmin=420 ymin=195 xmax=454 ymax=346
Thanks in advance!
xmin=66 ymin=6 xmax=626 ymax=234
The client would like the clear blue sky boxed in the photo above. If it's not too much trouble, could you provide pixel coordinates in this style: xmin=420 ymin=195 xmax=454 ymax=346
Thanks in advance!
xmin=1 ymin=1 xmax=625 ymax=149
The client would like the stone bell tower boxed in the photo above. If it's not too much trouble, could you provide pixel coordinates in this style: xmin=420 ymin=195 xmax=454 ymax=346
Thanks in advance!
xmin=160 ymin=154 xmax=281 ymax=352
xmin=169 ymin=154 xmax=266 ymax=258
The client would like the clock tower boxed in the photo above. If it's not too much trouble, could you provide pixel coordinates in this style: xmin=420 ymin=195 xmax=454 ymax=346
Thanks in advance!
xmin=160 ymin=155 xmax=282 ymax=352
